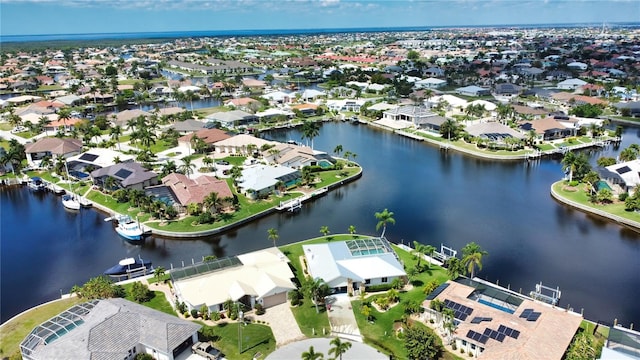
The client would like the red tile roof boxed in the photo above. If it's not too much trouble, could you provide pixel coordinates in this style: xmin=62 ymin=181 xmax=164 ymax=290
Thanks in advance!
xmin=162 ymin=173 xmax=233 ymax=206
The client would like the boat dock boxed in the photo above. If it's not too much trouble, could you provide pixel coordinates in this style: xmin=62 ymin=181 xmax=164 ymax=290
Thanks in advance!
xmin=396 ymin=130 xmax=425 ymax=142
xmin=275 ymin=187 xmax=329 ymax=212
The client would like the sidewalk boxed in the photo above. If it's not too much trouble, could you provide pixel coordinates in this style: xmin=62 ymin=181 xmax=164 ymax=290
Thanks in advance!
xmin=325 ymin=293 xmax=362 ymax=341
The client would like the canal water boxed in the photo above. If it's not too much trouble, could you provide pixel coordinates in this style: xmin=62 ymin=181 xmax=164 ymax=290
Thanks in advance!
xmin=2 ymin=123 xmax=639 ymax=326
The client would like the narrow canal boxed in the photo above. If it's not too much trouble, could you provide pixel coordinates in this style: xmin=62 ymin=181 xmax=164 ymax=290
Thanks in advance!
xmin=2 ymin=122 xmax=639 ymax=327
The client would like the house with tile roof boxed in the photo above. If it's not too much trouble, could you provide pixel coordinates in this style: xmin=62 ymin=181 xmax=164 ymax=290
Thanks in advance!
xmin=204 ymin=109 xmax=257 ymax=129
xmin=161 ymin=173 xmax=234 ymax=207
xmin=422 ymin=279 xmax=582 ymax=360
xmin=172 ymin=247 xmax=296 ymax=313
xmin=91 ymin=162 xmax=159 ymax=191
xmin=24 ymin=138 xmax=83 ymax=168
xmin=266 ymin=143 xmax=336 ymax=169
xmin=518 ymin=117 xmax=576 ymax=141
xmin=214 ymin=134 xmax=277 ymax=156
xmin=177 ymin=128 xmax=232 ymax=152
xmin=237 ymin=164 xmax=301 ymax=198
xmin=20 ymin=298 xmax=201 ymax=360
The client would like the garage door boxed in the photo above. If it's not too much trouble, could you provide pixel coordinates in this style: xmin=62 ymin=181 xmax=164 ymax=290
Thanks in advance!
xmin=263 ymin=292 xmax=287 ymax=308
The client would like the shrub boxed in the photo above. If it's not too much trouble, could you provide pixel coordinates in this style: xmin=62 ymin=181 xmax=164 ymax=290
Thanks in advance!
xmin=619 ymin=192 xmax=629 ymax=201
xmin=569 ymin=180 xmax=579 ymax=187
xmin=184 ymin=311 xmax=190 ymax=318
xmin=366 ymin=283 xmax=394 ymax=292
xmin=210 ymin=311 xmax=221 ymax=321
xmin=254 ymin=303 xmax=265 ymax=315
xmin=191 ymin=309 xmax=199 ymax=318
xmin=198 ymin=211 xmax=213 ymax=224
xmin=129 ymin=281 xmax=152 ymax=303
xmin=288 ymin=289 xmax=302 ymax=306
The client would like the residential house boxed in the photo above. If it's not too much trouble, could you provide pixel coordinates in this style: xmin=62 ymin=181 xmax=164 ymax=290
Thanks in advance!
xmin=166 ymin=119 xmax=206 ymax=134
xmin=113 ymin=109 xmax=150 ymax=127
xmin=518 ymin=117 xmax=576 ymax=141
xmin=20 ymin=298 xmax=201 ymax=360
xmin=456 ymin=85 xmax=491 ymax=97
xmin=598 ymin=326 xmax=640 ymax=360
xmin=24 ymin=138 xmax=83 ymax=168
xmin=214 ymin=134 xmax=277 ymax=156
xmin=162 ymin=173 xmax=234 ymax=208
xmin=205 ymin=110 xmax=257 ymax=128
xmin=224 ymin=97 xmax=261 ymax=112
xmin=614 ymin=101 xmax=640 ymax=117
xmin=556 ymin=78 xmax=587 ymax=90
xmin=415 ymin=77 xmax=447 ymax=89
xmin=290 ymin=103 xmax=319 ymax=116
xmin=493 ymin=83 xmax=521 ymax=97
xmin=303 ymin=238 xmax=406 ymax=294
xmin=261 ymin=91 xmax=294 ymax=104
xmin=237 ymin=164 xmax=301 ymax=198
xmin=177 ymin=128 xmax=232 ymax=153
xmin=465 ymin=122 xmax=525 ymax=143
xmin=172 ymin=248 xmax=296 ymax=313
xmin=383 ymin=105 xmax=443 ymax=128
xmin=90 ymin=162 xmax=159 ymax=191
xmin=267 ymin=143 xmax=336 ymax=169
xmin=602 ymin=159 xmax=640 ymax=194
xmin=66 ymin=148 xmax=135 ymax=178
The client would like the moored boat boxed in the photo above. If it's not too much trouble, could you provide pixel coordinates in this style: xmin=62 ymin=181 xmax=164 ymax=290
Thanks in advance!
xmin=114 ymin=215 xmax=145 ymax=241
xmin=104 ymin=256 xmax=152 ymax=278
xmin=27 ymin=177 xmax=46 ymax=191
xmin=62 ymin=194 xmax=81 ymax=210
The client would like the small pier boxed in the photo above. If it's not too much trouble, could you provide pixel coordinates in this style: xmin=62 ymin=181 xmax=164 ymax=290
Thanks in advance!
xmin=276 ymin=198 xmax=302 ymax=212
xmin=396 ymin=130 xmax=425 ymax=142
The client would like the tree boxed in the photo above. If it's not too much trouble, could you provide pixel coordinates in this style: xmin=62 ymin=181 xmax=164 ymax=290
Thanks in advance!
xmin=334 ymin=144 xmax=343 ymax=157
xmin=180 ymin=156 xmax=196 ymax=178
xmin=619 ymin=147 xmax=638 ymax=162
xmin=462 ymin=242 xmax=488 ymax=278
xmin=154 ymin=266 xmax=166 ymax=282
xmin=564 ymin=331 xmax=597 ymax=360
xmin=268 ymin=227 xmax=279 ymax=247
xmin=403 ymin=324 xmax=443 ymax=360
xmin=583 ymin=171 xmax=600 ymax=194
xmin=303 ymin=277 xmax=330 ymax=313
xmin=596 ymin=157 xmax=616 ymax=167
xmin=301 ymin=346 xmax=324 ymax=360
xmin=439 ymin=119 xmax=462 ymax=141
xmin=57 ymin=107 xmax=72 ymax=133
xmin=110 ymin=125 xmax=123 ymax=151
xmin=328 ymin=337 xmax=352 ymax=360
xmin=348 ymin=225 xmax=356 ymax=236
xmin=374 ymin=208 xmax=395 ymax=238
xmin=445 ymin=257 xmax=464 ymax=279
xmin=562 ymin=151 xmax=591 ymax=182
xmin=74 ymin=276 xmax=125 ymax=300
xmin=129 ymin=281 xmax=152 ymax=303
xmin=301 ymin=120 xmax=320 ymax=150
xmin=320 ymin=225 xmax=330 ymax=237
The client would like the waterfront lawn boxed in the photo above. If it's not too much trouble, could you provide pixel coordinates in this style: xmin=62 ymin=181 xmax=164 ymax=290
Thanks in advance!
xmin=86 ymin=190 xmax=140 ymax=217
xmin=121 ymin=284 xmax=176 ymax=316
xmin=349 ymin=244 xmax=452 ymax=359
xmin=129 ymin=138 xmax=175 ymax=154
xmin=553 ymin=181 xmax=640 ymax=222
xmin=0 ymin=296 xmax=83 ymax=360
xmin=200 ymin=322 xmax=276 ymax=360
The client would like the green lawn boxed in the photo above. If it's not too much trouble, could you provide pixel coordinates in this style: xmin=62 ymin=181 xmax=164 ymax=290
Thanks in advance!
xmin=0 ymin=297 xmax=83 ymax=359
xmin=121 ymin=284 xmax=176 ymax=316
xmin=130 ymin=139 xmax=175 ymax=154
xmin=200 ymin=322 xmax=276 ymax=360
xmin=0 ymin=123 xmax=13 ymax=131
xmin=552 ymin=181 xmax=640 ymax=222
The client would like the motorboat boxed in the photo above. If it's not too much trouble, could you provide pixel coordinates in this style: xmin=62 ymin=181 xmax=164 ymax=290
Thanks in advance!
xmin=104 ymin=256 xmax=152 ymax=277
xmin=62 ymin=194 xmax=81 ymax=210
xmin=78 ymin=196 xmax=92 ymax=207
xmin=50 ymin=184 xmax=66 ymax=195
xmin=27 ymin=177 xmax=46 ymax=191
xmin=114 ymin=215 xmax=145 ymax=241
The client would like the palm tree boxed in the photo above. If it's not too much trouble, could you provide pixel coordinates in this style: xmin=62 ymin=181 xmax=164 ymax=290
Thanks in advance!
xmin=180 ymin=156 xmax=196 ymax=178
xmin=334 ymin=144 xmax=343 ymax=157
xmin=267 ymin=228 xmax=279 ymax=248
xmin=153 ymin=266 xmax=166 ymax=282
xmin=303 ymin=277 xmax=329 ymax=314
xmin=328 ymin=337 xmax=352 ymax=360
xmin=619 ymin=147 xmax=638 ymax=162
xmin=38 ymin=115 xmax=51 ymax=135
xmin=561 ymin=151 xmax=578 ymax=183
xmin=319 ymin=225 xmax=330 ymax=237
xmin=348 ymin=225 xmax=356 ymax=235
xmin=110 ymin=125 xmax=123 ymax=151
xmin=445 ymin=257 xmax=464 ymax=280
xmin=462 ymin=242 xmax=488 ymax=278
xmin=301 ymin=120 xmax=320 ymax=150
xmin=161 ymin=160 xmax=177 ymax=177
xmin=203 ymin=192 xmax=222 ymax=214
xmin=57 ymin=107 xmax=72 ymax=133
xmin=202 ymin=156 xmax=215 ymax=172
xmin=374 ymin=208 xmax=395 ymax=238
xmin=301 ymin=346 xmax=324 ymax=360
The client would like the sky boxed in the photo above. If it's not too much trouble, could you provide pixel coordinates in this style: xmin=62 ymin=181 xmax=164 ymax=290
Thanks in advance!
xmin=1 ymin=0 xmax=639 ymax=36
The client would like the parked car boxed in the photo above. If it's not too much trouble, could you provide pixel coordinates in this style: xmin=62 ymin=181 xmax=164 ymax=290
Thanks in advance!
xmin=191 ymin=341 xmax=221 ymax=359
xmin=215 ymin=160 xmax=230 ymax=166
xmin=11 ymin=126 xmax=27 ymax=133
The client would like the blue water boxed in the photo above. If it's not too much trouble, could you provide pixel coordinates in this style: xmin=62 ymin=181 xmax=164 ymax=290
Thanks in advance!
xmin=3 ymin=23 xmax=639 ymax=43
xmin=478 ymin=299 xmax=515 ymax=314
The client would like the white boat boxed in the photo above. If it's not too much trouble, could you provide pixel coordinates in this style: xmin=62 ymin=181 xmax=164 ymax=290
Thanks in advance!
xmin=78 ymin=196 xmax=92 ymax=207
xmin=115 ymin=215 xmax=145 ymax=241
xmin=51 ymin=184 xmax=66 ymax=195
xmin=62 ymin=194 xmax=81 ymax=210
xmin=27 ymin=177 xmax=46 ymax=191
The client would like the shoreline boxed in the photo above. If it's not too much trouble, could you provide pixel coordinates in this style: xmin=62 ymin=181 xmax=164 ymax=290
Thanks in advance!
xmin=550 ymin=181 xmax=640 ymax=233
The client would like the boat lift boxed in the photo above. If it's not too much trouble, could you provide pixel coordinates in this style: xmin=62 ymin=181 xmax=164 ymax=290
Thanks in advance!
xmin=529 ymin=281 xmax=561 ymax=305
xmin=432 ymin=244 xmax=457 ymax=263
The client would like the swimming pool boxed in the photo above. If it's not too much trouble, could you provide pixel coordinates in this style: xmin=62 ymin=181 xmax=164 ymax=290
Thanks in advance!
xmin=478 ymin=299 xmax=515 ymax=314
xmin=596 ymin=180 xmax=612 ymax=191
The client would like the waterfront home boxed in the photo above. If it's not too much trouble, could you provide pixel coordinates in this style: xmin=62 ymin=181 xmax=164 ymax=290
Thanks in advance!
xmin=415 ymin=77 xmax=447 ymax=89
xmin=66 ymin=148 xmax=135 ymax=179
xmin=599 ymin=326 xmax=640 ymax=359
xmin=557 ymin=78 xmax=588 ymax=90
xmin=165 ymin=119 xmax=206 ymax=134
xmin=602 ymin=159 xmax=640 ymax=194
xmin=261 ymin=90 xmax=295 ymax=104
xmin=551 ymin=92 xmax=608 ymax=106
xmin=382 ymin=105 xmax=442 ymax=128
xmin=161 ymin=173 xmax=234 ymax=209
xmin=613 ymin=101 xmax=640 ymax=117
xmin=518 ymin=117 xmax=576 ymax=141
xmin=465 ymin=122 xmax=525 ymax=146
xmin=302 ymin=238 xmax=406 ymax=294
xmin=204 ymin=109 xmax=257 ymax=129
xmin=266 ymin=143 xmax=336 ymax=169
xmin=24 ymin=138 xmax=83 ymax=169
xmin=177 ymin=128 xmax=232 ymax=153
xmin=172 ymin=248 xmax=296 ymax=313
xmin=237 ymin=164 xmax=300 ymax=198
xmin=90 ymin=161 xmax=159 ymax=191
xmin=213 ymin=134 xmax=277 ymax=156
xmin=20 ymin=298 xmax=201 ymax=360
xmin=224 ymin=97 xmax=261 ymax=111
xmin=325 ymin=98 xmax=367 ymax=113
xmin=422 ymin=279 xmax=582 ymax=359
xmin=456 ymin=85 xmax=491 ymax=97
xmin=113 ymin=109 xmax=151 ymax=127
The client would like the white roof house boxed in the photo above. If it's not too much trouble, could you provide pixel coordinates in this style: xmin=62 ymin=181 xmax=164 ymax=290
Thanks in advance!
xmin=557 ymin=78 xmax=587 ymax=90
xmin=303 ymin=238 xmax=406 ymax=291
xmin=213 ymin=134 xmax=277 ymax=155
xmin=605 ymin=159 xmax=640 ymax=193
xmin=172 ymin=248 xmax=296 ymax=312
xmin=237 ymin=164 xmax=300 ymax=197
xmin=430 ymin=94 xmax=468 ymax=109
xmin=415 ymin=77 xmax=447 ymax=89
xmin=261 ymin=91 xmax=294 ymax=104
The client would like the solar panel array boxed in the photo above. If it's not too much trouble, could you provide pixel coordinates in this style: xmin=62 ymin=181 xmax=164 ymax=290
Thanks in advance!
xmin=444 ymin=299 xmax=473 ymax=321
xmin=483 ymin=328 xmax=506 ymax=342
xmin=519 ymin=308 xmax=542 ymax=322
xmin=497 ymin=324 xmax=521 ymax=339
xmin=425 ymin=283 xmax=450 ymax=300
xmin=114 ymin=168 xmax=133 ymax=179
xmin=466 ymin=330 xmax=489 ymax=344
xmin=79 ymin=153 xmax=99 ymax=162
xmin=470 ymin=316 xmax=493 ymax=324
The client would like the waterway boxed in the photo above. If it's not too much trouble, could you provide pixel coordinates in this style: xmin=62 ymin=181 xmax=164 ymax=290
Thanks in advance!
xmin=2 ymin=123 xmax=639 ymax=327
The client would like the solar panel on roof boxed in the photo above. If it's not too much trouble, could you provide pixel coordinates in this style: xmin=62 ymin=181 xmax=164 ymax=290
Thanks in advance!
xmin=496 ymin=333 xmax=506 ymax=342
xmin=512 ymin=330 xmax=520 ymax=339
xmin=459 ymin=313 xmax=468 ymax=321
xmin=471 ymin=317 xmax=483 ymax=324
xmin=617 ymin=166 xmax=631 ymax=174
xmin=498 ymin=325 xmax=506 ymax=333
xmin=483 ymin=328 xmax=492 ymax=336
xmin=114 ymin=168 xmax=133 ymax=179
xmin=520 ymin=309 xmax=533 ymax=318
xmin=527 ymin=312 xmax=541 ymax=321
xmin=79 ymin=153 xmax=99 ymax=162
xmin=464 ymin=307 xmax=473 ymax=315
xmin=426 ymin=283 xmax=450 ymax=300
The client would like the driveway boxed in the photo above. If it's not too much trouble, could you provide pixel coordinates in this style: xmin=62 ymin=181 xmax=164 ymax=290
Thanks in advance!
xmin=255 ymin=301 xmax=305 ymax=347
xmin=325 ymin=293 xmax=362 ymax=340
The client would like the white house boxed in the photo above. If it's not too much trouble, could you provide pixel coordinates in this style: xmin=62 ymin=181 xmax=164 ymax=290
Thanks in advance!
xmin=303 ymin=238 xmax=406 ymax=294
xmin=415 ymin=78 xmax=447 ymax=89
xmin=237 ymin=164 xmax=301 ymax=198
xmin=456 ymin=85 xmax=491 ymax=97
xmin=172 ymin=248 xmax=296 ymax=313
xmin=557 ymin=78 xmax=587 ymax=90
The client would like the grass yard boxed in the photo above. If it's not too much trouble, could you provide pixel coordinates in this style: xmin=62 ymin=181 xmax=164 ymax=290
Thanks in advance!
xmin=129 ymin=139 xmax=175 ymax=154
xmin=0 ymin=297 xmax=83 ymax=359
xmin=552 ymin=181 xmax=640 ymax=222
xmin=121 ymin=283 xmax=176 ymax=316
xmin=200 ymin=322 xmax=276 ymax=360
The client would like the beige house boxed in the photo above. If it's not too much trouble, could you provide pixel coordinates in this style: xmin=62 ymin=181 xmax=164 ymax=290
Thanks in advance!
xmin=213 ymin=134 xmax=277 ymax=155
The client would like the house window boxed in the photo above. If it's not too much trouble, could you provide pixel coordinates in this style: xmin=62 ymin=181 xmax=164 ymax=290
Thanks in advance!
xmin=365 ymin=279 xmax=371 ymax=285
xmin=462 ymin=340 xmax=467 ymax=347
xmin=381 ymin=277 xmax=388 ymax=283
xmin=471 ymin=344 xmax=476 ymax=350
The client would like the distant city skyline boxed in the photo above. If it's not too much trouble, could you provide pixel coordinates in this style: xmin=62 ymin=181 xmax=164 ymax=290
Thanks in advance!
xmin=1 ymin=0 xmax=638 ymax=36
